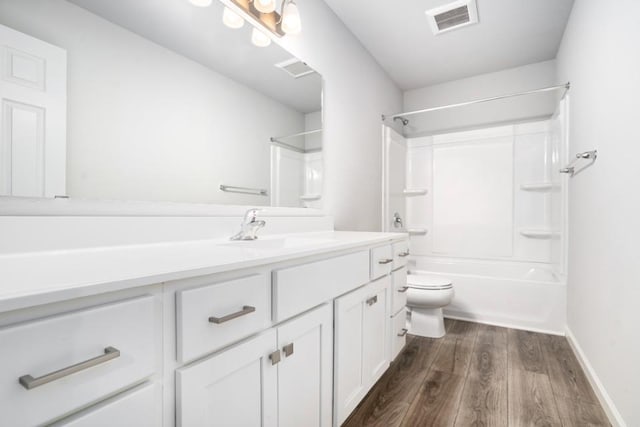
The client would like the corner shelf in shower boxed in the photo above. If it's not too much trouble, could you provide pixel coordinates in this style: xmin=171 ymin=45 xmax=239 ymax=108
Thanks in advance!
xmin=300 ymin=194 xmax=322 ymax=202
xmin=519 ymin=229 xmax=561 ymax=239
xmin=407 ymin=228 xmax=428 ymax=236
xmin=519 ymin=182 xmax=559 ymax=192
xmin=403 ymin=188 xmax=428 ymax=197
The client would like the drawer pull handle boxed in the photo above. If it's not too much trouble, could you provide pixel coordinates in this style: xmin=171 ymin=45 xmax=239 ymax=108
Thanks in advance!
xmin=398 ymin=251 xmax=410 ymax=258
xmin=398 ymin=286 xmax=409 ymax=293
xmin=269 ymin=350 xmax=281 ymax=365
xmin=19 ymin=346 xmax=120 ymax=390
xmin=366 ymin=295 xmax=378 ymax=306
xmin=283 ymin=343 xmax=294 ymax=358
xmin=209 ymin=305 xmax=256 ymax=324
xmin=397 ymin=328 xmax=409 ymax=337
xmin=378 ymin=258 xmax=393 ymax=265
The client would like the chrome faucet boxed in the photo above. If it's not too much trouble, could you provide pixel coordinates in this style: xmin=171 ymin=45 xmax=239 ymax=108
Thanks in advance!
xmin=230 ymin=208 xmax=266 ymax=241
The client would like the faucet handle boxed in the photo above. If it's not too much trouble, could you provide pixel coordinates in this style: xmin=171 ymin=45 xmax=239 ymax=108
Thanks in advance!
xmin=243 ymin=208 xmax=261 ymax=222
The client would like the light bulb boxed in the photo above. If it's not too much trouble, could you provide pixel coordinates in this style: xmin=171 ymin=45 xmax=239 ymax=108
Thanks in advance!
xmin=251 ymin=27 xmax=271 ymax=47
xmin=189 ymin=0 xmax=212 ymax=7
xmin=222 ymin=7 xmax=245 ymax=29
xmin=281 ymin=1 xmax=301 ymax=35
xmin=254 ymin=0 xmax=276 ymax=13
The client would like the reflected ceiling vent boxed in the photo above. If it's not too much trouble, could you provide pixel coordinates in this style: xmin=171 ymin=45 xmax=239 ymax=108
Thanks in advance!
xmin=426 ymin=0 xmax=479 ymax=35
xmin=275 ymin=58 xmax=316 ymax=78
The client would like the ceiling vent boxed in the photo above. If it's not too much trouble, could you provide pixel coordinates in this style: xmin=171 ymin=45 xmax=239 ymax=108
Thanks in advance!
xmin=426 ymin=0 xmax=479 ymax=35
xmin=275 ymin=58 xmax=316 ymax=79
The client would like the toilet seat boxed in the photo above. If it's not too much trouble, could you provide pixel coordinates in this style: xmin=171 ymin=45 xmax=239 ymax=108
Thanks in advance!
xmin=407 ymin=274 xmax=453 ymax=290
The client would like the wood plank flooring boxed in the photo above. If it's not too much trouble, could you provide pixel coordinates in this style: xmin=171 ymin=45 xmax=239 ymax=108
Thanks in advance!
xmin=343 ymin=319 xmax=610 ymax=427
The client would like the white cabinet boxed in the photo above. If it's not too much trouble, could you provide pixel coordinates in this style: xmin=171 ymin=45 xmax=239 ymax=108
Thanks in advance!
xmin=334 ymin=277 xmax=391 ymax=425
xmin=176 ymin=273 xmax=271 ymax=362
xmin=53 ymin=382 xmax=162 ymax=427
xmin=391 ymin=309 xmax=408 ymax=361
xmin=0 ymin=295 xmax=160 ymax=427
xmin=177 ymin=329 xmax=278 ymax=427
xmin=177 ymin=304 xmax=333 ymax=427
xmin=277 ymin=304 xmax=333 ymax=427
xmin=370 ymin=245 xmax=394 ymax=280
xmin=273 ymin=251 xmax=369 ymax=322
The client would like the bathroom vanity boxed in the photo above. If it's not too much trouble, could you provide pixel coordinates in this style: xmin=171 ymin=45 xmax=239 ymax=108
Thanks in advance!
xmin=0 ymin=231 xmax=408 ymax=426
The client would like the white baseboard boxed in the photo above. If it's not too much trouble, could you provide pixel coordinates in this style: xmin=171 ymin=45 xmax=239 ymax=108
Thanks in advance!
xmin=565 ymin=326 xmax=627 ymax=427
xmin=443 ymin=310 xmax=564 ymax=336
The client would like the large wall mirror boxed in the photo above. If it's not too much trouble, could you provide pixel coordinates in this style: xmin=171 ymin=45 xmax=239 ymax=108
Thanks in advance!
xmin=0 ymin=0 xmax=323 ymax=209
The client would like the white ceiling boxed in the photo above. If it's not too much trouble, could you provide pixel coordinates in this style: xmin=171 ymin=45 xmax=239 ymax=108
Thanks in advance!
xmin=68 ymin=0 xmax=322 ymax=113
xmin=323 ymin=0 xmax=574 ymax=90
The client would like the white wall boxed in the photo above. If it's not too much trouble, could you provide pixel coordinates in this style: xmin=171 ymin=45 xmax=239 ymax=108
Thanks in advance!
xmin=276 ymin=2 xmax=403 ymax=231
xmin=0 ymin=0 xmax=306 ymax=206
xmin=403 ymin=60 xmax=558 ymax=136
xmin=556 ymin=1 xmax=640 ymax=425
xmin=304 ymin=111 xmax=322 ymax=151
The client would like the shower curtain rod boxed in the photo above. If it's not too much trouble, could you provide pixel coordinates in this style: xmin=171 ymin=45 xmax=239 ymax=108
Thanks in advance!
xmin=383 ymin=82 xmax=570 ymax=122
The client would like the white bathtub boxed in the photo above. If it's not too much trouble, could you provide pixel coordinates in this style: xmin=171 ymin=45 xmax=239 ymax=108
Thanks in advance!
xmin=411 ymin=257 xmax=566 ymax=334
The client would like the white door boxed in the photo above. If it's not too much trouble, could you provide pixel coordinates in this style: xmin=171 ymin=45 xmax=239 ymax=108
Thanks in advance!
xmin=277 ymin=304 xmax=333 ymax=427
xmin=382 ymin=125 xmax=407 ymax=232
xmin=0 ymin=24 xmax=66 ymax=197
xmin=176 ymin=329 xmax=278 ymax=427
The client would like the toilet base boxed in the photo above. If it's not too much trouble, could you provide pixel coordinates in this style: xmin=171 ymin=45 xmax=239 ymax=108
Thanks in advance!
xmin=408 ymin=307 xmax=446 ymax=338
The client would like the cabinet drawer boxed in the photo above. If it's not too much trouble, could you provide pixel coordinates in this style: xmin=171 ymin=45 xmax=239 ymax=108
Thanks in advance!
xmin=0 ymin=296 xmax=159 ymax=427
xmin=54 ymin=382 xmax=161 ymax=427
xmin=177 ymin=274 xmax=271 ymax=362
xmin=392 ymin=241 xmax=410 ymax=270
xmin=370 ymin=245 xmax=393 ymax=280
xmin=392 ymin=267 xmax=408 ymax=315
xmin=273 ymin=251 xmax=369 ymax=322
xmin=391 ymin=309 xmax=408 ymax=361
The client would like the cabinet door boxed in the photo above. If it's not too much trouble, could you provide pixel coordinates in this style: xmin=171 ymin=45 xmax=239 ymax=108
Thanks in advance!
xmin=362 ymin=276 xmax=391 ymax=386
xmin=277 ymin=304 xmax=333 ymax=427
xmin=334 ymin=277 xmax=391 ymax=425
xmin=176 ymin=330 xmax=278 ymax=427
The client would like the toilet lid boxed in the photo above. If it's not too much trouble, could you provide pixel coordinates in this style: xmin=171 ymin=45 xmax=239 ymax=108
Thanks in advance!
xmin=407 ymin=273 xmax=453 ymax=290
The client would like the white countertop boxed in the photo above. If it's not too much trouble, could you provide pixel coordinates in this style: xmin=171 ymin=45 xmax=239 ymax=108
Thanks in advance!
xmin=0 ymin=231 xmax=407 ymax=312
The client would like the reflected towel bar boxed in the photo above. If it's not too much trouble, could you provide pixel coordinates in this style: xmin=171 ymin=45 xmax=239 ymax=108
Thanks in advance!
xmin=220 ymin=185 xmax=268 ymax=196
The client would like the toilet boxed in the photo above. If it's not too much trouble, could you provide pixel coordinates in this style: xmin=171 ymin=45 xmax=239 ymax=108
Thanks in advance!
xmin=406 ymin=273 xmax=454 ymax=338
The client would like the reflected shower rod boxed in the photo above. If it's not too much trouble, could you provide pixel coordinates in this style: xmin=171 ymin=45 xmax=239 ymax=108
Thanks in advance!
xmin=383 ymin=82 xmax=570 ymax=122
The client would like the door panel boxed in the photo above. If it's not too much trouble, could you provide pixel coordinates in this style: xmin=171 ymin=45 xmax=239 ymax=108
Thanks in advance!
xmin=0 ymin=24 xmax=66 ymax=197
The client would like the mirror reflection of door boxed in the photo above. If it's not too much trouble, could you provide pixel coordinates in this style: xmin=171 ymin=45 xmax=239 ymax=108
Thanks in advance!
xmin=0 ymin=24 xmax=66 ymax=198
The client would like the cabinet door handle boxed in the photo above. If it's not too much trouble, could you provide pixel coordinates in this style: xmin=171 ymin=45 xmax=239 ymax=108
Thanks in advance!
xmin=283 ymin=343 xmax=294 ymax=358
xmin=269 ymin=350 xmax=281 ymax=365
xmin=19 ymin=346 xmax=120 ymax=390
xmin=397 ymin=328 xmax=408 ymax=337
xmin=378 ymin=258 xmax=393 ymax=265
xmin=209 ymin=305 xmax=255 ymax=324
xmin=397 ymin=286 xmax=409 ymax=293
xmin=366 ymin=295 xmax=378 ymax=306
xmin=398 ymin=251 xmax=410 ymax=258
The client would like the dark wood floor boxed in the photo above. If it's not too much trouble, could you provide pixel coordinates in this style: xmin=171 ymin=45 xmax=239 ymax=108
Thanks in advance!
xmin=343 ymin=319 xmax=610 ymax=427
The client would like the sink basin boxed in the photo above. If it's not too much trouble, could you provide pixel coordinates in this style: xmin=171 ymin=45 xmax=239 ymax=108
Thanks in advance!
xmin=220 ymin=236 xmax=335 ymax=250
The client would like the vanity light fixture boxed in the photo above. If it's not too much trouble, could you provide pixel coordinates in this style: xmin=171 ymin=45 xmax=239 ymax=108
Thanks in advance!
xmin=189 ymin=0 xmax=213 ymax=7
xmin=281 ymin=0 xmax=301 ymax=35
xmin=251 ymin=27 xmax=272 ymax=47
xmin=253 ymin=0 xmax=277 ymax=13
xmin=220 ymin=0 xmax=302 ymax=45
xmin=223 ymin=6 xmax=245 ymax=28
